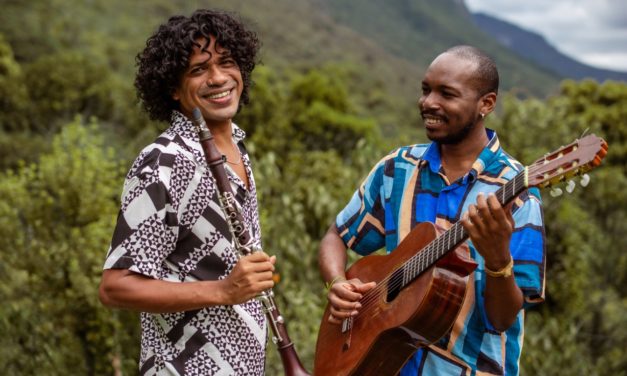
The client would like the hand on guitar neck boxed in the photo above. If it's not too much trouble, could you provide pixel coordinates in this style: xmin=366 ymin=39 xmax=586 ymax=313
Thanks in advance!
xmin=461 ymin=193 xmax=514 ymax=271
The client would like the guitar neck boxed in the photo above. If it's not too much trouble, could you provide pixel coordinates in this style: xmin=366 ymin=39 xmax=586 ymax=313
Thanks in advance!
xmin=400 ymin=168 xmax=528 ymax=286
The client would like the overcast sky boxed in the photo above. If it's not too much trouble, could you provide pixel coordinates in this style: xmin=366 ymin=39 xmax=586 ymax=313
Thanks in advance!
xmin=465 ymin=0 xmax=627 ymax=72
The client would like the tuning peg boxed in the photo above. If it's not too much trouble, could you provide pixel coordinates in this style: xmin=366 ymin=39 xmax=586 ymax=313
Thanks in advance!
xmin=565 ymin=180 xmax=576 ymax=193
xmin=580 ymin=174 xmax=590 ymax=187
xmin=550 ymin=187 xmax=563 ymax=197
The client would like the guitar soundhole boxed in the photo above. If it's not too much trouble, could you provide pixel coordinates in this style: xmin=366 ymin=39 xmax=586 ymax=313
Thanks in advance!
xmin=386 ymin=268 xmax=404 ymax=302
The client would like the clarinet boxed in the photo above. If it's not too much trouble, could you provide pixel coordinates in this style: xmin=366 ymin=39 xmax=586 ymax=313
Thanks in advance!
xmin=191 ymin=108 xmax=310 ymax=376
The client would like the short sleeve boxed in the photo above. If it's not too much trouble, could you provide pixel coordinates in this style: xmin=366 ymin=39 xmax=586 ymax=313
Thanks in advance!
xmin=103 ymin=152 xmax=179 ymax=279
xmin=335 ymin=156 xmax=388 ymax=255
xmin=510 ymin=188 xmax=546 ymax=307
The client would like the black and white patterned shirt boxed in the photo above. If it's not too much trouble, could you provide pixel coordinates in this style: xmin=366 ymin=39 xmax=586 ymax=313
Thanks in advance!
xmin=104 ymin=111 xmax=266 ymax=375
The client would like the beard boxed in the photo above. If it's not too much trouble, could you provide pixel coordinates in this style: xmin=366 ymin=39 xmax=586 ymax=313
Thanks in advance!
xmin=427 ymin=118 xmax=476 ymax=145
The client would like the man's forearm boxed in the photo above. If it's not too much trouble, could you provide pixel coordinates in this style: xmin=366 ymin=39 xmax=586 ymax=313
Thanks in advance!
xmin=99 ymin=269 xmax=229 ymax=313
xmin=318 ymin=225 xmax=348 ymax=283
xmin=484 ymin=274 xmax=524 ymax=331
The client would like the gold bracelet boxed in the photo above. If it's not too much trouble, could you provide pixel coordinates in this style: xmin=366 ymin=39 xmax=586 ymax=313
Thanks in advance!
xmin=485 ymin=257 xmax=514 ymax=278
xmin=324 ymin=276 xmax=346 ymax=294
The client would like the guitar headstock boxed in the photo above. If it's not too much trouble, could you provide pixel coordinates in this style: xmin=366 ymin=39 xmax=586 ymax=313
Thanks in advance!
xmin=526 ymin=134 xmax=608 ymax=190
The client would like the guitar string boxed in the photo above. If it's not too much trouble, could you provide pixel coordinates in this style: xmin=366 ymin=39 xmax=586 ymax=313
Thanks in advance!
xmin=361 ymin=160 xmax=556 ymax=316
xmin=321 ymin=168 xmax=533 ymax=336
xmin=354 ymin=171 xmax=528 ymax=312
xmin=316 ymin=169 xmax=533 ymax=344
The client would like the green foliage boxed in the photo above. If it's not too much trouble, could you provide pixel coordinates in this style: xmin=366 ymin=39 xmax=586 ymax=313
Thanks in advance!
xmin=0 ymin=0 xmax=624 ymax=374
xmin=289 ymin=69 xmax=379 ymax=153
xmin=0 ymin=33 xmax=29 ymax=132
xmin=0 ymin=36 xmax=51 ymax=169
xmin=24 ymin=51 xmax=116 ymax=132
xmin=0 ymin=118 xmax=139 ymax=375
xmin=235 ymin=66 xmax=290 ymax=154
xmin=253 ymin=141 xmax=381 ymax=373
xmin=239 ymin=65 xmax=383 ymax=159
xmin=0 ymin=37 xmax=161 ymax=168
xmin=236 ymin=65 xmax=385 ymax=372
xmin=489 ymin=80 xmax=627 ymax=375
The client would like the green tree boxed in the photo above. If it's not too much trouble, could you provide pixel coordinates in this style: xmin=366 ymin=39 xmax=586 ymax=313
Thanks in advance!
xmin=0 ymin=33 xmax=41 ymax=170
xmin=236 ymin=65 xmax=386 ymax=373
xmin=253 ymin=142 xmax=381 ymax=373
xmin=0 ymin=33 xmax=29 ymax=132
xmin=490 ymin=80 xmax=627 ymax=375
xmin=235 ymin=66 xmax=291 ymax=155
xmin=286 ymin=68 xmax=380 ymax=156
xmin=0 ymin=118 xmax=139 ymax=375
xmin=24 ymin=51 xmax=116 ymax=132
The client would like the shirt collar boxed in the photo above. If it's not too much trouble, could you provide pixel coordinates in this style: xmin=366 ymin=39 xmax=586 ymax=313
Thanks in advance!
xmin=423 ymin=128 xmax=501 ymax=180
xmin=165 ymin=110 xmax=247 ymax=166
xmin=168 ymin=110 xmax=247 ymax=144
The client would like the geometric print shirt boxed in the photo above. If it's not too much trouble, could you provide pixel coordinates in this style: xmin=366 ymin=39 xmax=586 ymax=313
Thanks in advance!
xmin=336 ymin=129 xmax=546 ymax=376
xmin=104 ymin=111 xmax=266 ymax=375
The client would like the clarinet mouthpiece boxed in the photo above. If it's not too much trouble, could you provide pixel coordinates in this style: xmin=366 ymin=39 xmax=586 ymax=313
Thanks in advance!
xmin=192 ymin=107 xmax=203 ymax=123
xmin=191 ymin=107 xmax=211 ymax=139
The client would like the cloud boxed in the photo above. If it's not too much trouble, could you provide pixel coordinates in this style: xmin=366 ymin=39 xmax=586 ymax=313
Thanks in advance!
xmin=465 ymin=0 xmax=627 ymax=72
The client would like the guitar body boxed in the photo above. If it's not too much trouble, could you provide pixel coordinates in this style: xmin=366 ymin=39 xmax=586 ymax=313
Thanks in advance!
xmin=314 ymin=222 xmax=477 ymax=376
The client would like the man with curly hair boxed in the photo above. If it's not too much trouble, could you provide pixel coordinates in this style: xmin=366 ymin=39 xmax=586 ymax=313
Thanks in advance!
xmin=99 ymin=9 xmax=275 ymax=375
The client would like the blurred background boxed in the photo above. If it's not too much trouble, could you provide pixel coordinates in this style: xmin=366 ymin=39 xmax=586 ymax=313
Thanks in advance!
xmin=0 ymin=0 xmax=625 ymax=374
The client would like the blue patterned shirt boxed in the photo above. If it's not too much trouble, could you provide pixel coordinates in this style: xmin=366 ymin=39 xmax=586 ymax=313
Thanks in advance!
xmin=336 ymin=129 xmax=545 ymax=375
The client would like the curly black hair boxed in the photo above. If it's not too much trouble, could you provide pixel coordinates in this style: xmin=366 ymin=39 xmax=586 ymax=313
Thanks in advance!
xmin=134 ymin=9 xmax=261 ymax=122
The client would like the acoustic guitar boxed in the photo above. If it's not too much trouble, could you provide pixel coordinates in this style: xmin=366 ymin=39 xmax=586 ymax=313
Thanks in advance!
xmin=314 ymin=134 xmax=608 ymax=375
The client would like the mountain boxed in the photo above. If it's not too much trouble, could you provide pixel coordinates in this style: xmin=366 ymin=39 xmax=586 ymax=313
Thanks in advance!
xmin=471 ymin=12 xmax=627 ymax=82
xmin=314 ymin=0 xmax=561 ymax=96
xmin=0 ymin=0 xmax=570 ymax=98
xmin=0 ymin=0 xmax=569 ymax=138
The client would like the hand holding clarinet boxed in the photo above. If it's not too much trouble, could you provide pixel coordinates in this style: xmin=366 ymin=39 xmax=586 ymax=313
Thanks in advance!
xmin=221 ymin=252 xmax=277 ymax=305
xmin=191 ymin=108 xmax=310 ymax=376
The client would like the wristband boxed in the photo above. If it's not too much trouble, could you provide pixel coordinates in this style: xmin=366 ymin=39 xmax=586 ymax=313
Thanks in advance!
xmin=485 ymin=257 xmax=514 ymax=278
xmin=324 ymin=276 xmax=346 ymax=294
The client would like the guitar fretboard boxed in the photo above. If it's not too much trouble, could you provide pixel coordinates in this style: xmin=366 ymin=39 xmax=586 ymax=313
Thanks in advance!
xmin=399 ymin=168 xmax=528 ymax=288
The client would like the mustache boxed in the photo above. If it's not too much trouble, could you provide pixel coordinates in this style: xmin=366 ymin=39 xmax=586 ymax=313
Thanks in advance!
xmin=421 ymin=110 xmax=447 ymax=120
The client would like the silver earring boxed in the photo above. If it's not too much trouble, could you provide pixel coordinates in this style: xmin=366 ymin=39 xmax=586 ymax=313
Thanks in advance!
xmin=480 ymin=113 xmax=485 ymax=119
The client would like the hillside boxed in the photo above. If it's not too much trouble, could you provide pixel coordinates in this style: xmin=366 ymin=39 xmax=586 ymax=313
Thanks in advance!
xmin=472 ymin=12 xmax=627 ymax=82
xmin=0 ymin=0 xmax=564 ymax=138
xmin=317 ymin=0 xmax=561 ymax=96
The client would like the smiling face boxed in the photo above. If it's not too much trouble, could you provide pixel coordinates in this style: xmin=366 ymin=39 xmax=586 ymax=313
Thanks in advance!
xmin=418 ymin=52 xmax=494 ymax=145
xmin=173 ymin=36 xmax=243 ymax=129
